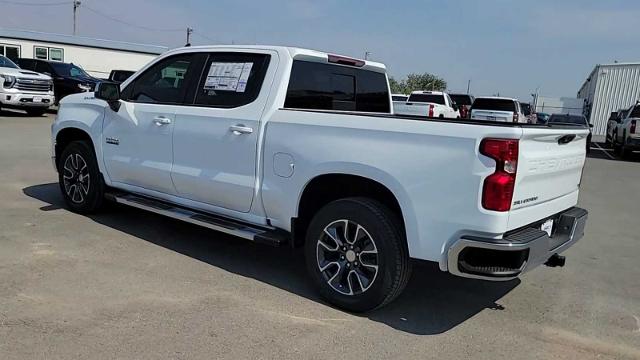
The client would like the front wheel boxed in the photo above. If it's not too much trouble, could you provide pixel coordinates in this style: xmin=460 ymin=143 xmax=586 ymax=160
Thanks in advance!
xmin=304 ymin=197 xmax=411 ymax=312
xmin=58 ymin=141 xmax=105 ymax=213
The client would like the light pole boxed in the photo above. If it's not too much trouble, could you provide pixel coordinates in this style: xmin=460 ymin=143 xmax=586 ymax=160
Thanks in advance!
xmin=73 ymin=1 xmax=81 ymax=35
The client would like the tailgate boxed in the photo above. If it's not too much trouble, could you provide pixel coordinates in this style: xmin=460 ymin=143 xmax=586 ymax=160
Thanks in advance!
xmin=508 ymin=127 xmax=588 ymax=228
xmin=472 ymin=110 xmax=513 ymax=122
xmin=393 ymin=103 xmax=429 ymax=116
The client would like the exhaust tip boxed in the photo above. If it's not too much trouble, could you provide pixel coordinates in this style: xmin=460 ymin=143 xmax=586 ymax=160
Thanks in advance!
xmin=545 ymin=254 xmax=566 ymax=268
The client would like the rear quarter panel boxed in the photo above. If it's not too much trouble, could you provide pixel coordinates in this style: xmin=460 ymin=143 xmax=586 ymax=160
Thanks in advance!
xmin=261 ymin=110 xmax=524 ymax=266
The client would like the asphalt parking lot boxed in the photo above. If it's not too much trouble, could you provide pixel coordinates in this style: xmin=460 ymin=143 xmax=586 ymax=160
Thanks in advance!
xmin=1 ymin=110 xmax=639 ymax=359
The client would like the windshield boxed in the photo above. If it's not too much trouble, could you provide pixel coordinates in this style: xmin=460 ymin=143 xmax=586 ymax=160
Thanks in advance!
xmin=472 ymin=98 xmax=516 ymax=112
xmin=407 ymin=94 xmax=445 ymax=105
xmin=450 ymin=95 xmax=473 ymax=105
xmin=548 ymin=114 xmax=588 ymax=125
xmin=50 ymin=62 xmax=91 ymax=78
xmin=0 ymin=55 xmax=19 ymax=69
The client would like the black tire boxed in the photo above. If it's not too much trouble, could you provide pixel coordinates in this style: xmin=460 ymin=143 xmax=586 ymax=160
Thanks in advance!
xmin=26 ymin=108 xmax=46 ymax=117
xmin=613 ymin=133 xmax=621 ymax=154
xmin=304 ymin=197 xmax=411 ymax=312
xmin=58 ymin=141 xmax=105 ymax=213
xmin=620 ymin=132 xmax=629 ymax=159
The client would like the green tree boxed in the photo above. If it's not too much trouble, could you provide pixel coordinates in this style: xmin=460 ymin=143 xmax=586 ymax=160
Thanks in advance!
xmin=404 ymin=73 xmax=447 ymax=92
xmin=388 ymin=76 xmax=407 ymax=94
xmin=389 ymin=73 xmax=447 ymax=94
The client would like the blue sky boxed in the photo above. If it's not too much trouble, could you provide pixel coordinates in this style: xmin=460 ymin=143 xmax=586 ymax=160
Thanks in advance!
xmin=3 ymin=0 xmax=639 ymax=100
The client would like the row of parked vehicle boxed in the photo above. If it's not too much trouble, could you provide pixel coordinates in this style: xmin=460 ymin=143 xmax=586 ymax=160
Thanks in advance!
xmin=392 ymin=91 xmax=531 ymax=123
xmin=392 ymin=90 xmax=593 ymax=152
xmin=0 ymin=54 xmax=134 ymax=116
xmin=606 ymin=103 xmax=640 ymax=158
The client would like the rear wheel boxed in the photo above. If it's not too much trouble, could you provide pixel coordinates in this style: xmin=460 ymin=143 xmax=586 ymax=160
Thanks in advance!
xmin=58 ymin=141 xmax=105 ymax=213
xmin=304 ymin=197 xmax=411 ymax=312
xmin=26 ymin=108 xmax=46 ymax=117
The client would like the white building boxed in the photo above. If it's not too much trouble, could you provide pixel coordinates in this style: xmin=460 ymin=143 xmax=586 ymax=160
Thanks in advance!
xmin=534 ymin=96 xmax=584 ymax=116
xmin=578 ymin=62 xmax=640 ymax=136
xmin=0 ymin=28 xmax=167 ymax=78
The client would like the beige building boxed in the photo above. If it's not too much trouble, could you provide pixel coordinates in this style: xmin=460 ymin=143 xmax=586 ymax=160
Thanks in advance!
xmin=0 ymin=28 xmax=167 ymax=78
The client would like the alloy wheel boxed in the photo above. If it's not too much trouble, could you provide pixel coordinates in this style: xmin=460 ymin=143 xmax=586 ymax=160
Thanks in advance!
xmin=316 ymin=219 xmax=379 ymax=296
xmin=62 ymin=153 xmax=91 ymax=204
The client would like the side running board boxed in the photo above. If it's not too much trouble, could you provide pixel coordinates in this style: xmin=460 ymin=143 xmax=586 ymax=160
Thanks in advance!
xmin=105 ymin=192 xmax=289 ymax=247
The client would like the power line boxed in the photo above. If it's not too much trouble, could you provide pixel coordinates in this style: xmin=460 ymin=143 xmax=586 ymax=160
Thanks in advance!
xmin=82 ymin=4 xmax=183 ymax=32
xmin=193 ymin=32 xmax=217 ymax=43
xmin=0 ymin=0 xmax=71 ymax=5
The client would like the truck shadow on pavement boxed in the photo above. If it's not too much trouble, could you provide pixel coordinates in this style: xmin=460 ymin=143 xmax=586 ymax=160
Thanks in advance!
xmin=23 ymin=183 xmax=520 ymax=336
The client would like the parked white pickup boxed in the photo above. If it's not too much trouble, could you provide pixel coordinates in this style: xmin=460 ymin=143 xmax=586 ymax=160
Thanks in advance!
xmin=393 ymin=90 xmax=460 ymax=118
xmin=0 ymin=55 xmax=54 ymax=116
xmin=51 ymin=45 xmax=589 ymax=312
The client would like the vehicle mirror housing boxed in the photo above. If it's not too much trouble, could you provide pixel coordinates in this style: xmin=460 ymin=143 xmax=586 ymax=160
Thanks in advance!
xmin=589 ymin=123 xmax=594 ymax=128
xmin=95 ymin=81 xmax=121 ymax=112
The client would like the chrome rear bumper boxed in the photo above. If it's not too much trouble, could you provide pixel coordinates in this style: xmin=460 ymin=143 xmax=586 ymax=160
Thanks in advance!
xmin=447 ymin=207 xmax=588 ymax=281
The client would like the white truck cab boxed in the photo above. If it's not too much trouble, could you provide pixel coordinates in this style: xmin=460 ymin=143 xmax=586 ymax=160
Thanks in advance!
xmin=52 ymin=45 xmax=589 ymax=312
xmin=0 ymin=55 xmax=54 ymax=116
xmin=471 ymin=96 xmax=527 ymax=123
xmin=393 ymin=90 xmax=460 ymax=118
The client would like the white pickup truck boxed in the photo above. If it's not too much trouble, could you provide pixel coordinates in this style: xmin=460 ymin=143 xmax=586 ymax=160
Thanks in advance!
xmin=393 ymin=90 xmax=460 ymax=118
xmin=52 ymin=46 xmax=589 ymax=312
xmin=0 ymin=55 xmax=54 ymax=116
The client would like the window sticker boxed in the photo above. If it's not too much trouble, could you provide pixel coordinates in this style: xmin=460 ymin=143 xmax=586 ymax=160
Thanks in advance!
xmin=204 ymin=62 xmax=253 ymax=92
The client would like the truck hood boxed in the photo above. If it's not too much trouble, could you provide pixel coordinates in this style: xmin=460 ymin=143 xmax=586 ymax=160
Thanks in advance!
xmin=0 ymin=67 xmax=52 ymax=80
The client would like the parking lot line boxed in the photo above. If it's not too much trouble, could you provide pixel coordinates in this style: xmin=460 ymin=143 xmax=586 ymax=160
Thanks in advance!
xmin=593 ymin=142 xmax=616 ymax=160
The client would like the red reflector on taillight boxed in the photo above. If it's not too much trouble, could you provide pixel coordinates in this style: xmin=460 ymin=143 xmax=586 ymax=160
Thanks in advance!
xmin=428 ymin=104 xmax=434 ymax=117
xmin=631 ymin=120 xmax=637 ymax=134
xmin=483 ymin=173 xmax=516 ymax=212
xmin=480 ymin=138 xmax=519 ymax=211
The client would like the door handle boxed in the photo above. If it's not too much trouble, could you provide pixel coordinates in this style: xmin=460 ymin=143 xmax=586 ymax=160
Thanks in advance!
xmin=230 ymin=124 xmax=253 ymax=135
xmin=153 ymin=116 xmax=172 ymax=126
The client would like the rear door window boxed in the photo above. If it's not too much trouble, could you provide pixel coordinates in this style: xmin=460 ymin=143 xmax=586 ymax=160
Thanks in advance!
xmin=407 ymin=94 xmax=445 ymax=105
xmin=450 ymin=95 xmax=473 ymax=105
xmin=35 ymin=61 xmax=53 ymax=75
xmin=285 ymin=60 xmax=390 ymax=113
xmin=472 ymin=98 xmax=516 ymax=112
xmin=16 ymin=58 xmax=35 ymax=71
xmin=193 ymin=52 xmax=271 ymax=108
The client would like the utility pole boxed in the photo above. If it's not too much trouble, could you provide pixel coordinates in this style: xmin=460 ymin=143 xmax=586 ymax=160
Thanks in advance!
xmin=364 ymin=51 xmax=371 ymax=60
xmin=466 ymin=79 xmax=471 ymax=94
xmin=73 ymin=1 xmax=81 ymax=36
xmin=186 ymin=27 xmax=193 ymax=47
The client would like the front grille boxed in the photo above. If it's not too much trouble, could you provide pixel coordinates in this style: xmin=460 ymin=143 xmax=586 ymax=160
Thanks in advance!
xmin=14 ymin=78 xmax=52 ymax=93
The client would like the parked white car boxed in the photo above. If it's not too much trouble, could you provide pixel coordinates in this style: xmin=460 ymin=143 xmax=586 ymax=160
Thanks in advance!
xmin=393 ymin=91 xmax=460 ymax=118
xmin=0 ymin=55 xmax=54 ymax=116
xmin=52 ymin=45 xmax=589 ymax=312
xmin=471 ymin=97 xmax=527 ymax=123
xmin=611 ymin=102 xmax=640 ymax=158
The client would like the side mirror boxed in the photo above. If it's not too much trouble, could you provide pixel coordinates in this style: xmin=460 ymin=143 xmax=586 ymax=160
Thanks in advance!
xmin=589 ymin=123 xmax=594 ymax=128
xmin=95 ymin=82 xmax=121 ymax=112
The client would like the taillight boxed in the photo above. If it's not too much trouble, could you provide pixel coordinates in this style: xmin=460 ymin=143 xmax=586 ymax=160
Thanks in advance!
xmin=513 ymin=113 xmax=519 ymax=123
xmin=631 ymin=120 xmax=636 ymax=134
xmin=480 ymin=138 xmax=519 ymax=212
xmin=328 ymin=54 xmax=365 ymax=67
xmin=428 ymin=104 xmax=434 ymax=117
